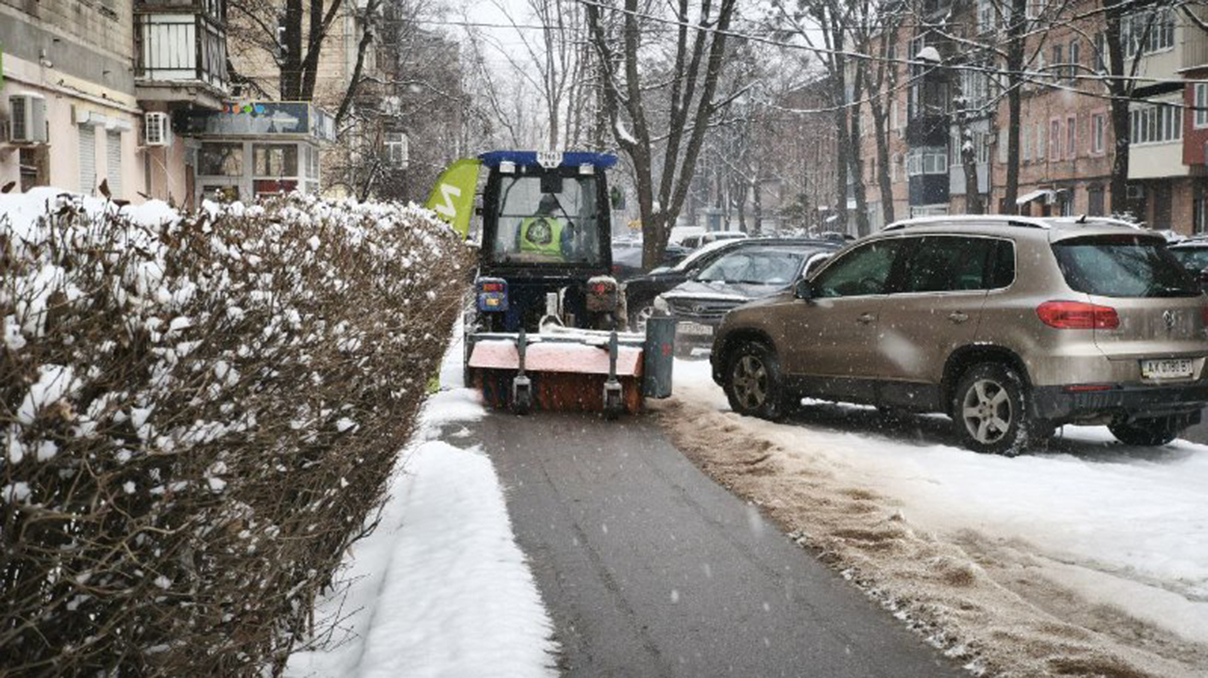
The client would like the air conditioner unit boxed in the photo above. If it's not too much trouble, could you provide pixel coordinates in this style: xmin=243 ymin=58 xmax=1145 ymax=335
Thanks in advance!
xmin=144 ymin=112 xmax=172 ymax=147
xmin=8 ymin=93 xmax=49 ymax=145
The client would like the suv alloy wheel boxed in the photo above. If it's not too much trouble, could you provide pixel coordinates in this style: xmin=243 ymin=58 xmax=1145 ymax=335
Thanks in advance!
xmin=952 ymin=363 xmax=1032 ymax=456
xmin=724 ymin=341 xmax=789 ymax=420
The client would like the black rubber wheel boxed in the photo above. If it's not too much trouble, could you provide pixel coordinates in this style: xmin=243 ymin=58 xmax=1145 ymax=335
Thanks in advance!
xmin=1108 ymin=416 xmax=1182 ymax=446
xmin=951 ymin=363 xmax=1033 ymax=456
xmin=628 ymin=301 xmax=656 ymax=333
xmin=723 ymin=341 xmax=790 ymax=420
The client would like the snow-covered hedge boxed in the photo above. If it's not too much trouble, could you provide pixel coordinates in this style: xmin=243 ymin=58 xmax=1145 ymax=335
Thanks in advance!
xmin=0 ymin=190 xmax=470 ymax=675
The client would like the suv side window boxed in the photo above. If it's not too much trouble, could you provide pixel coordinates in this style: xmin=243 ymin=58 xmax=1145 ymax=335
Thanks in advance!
xmin=901 ymin=236 xmax=1000 ymax=293
xmin=987 ymin=239 xmax=1016 ymax=289
xmin=813 ymin=240 xmax=903 ymax=297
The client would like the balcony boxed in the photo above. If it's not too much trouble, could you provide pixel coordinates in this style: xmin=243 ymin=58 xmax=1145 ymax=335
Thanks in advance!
xmin=905 ymin=113 xmax=950 ymax=147
xmin=135 ymin=0 xmax=229 ymax=108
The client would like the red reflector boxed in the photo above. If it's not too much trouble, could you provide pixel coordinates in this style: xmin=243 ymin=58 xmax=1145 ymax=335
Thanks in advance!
xmin=1037 ymin=301 xmax=1120 ymax=330
xmin=480 ymin=282 xmax=504 ymax=293
xmin=591 ymin=282 xmax=612 ymax=294
xmin=1064 ymin=384 xmax=1112 ymax=392
xmin=1201 ymin=306 xmax=1208 ymax=326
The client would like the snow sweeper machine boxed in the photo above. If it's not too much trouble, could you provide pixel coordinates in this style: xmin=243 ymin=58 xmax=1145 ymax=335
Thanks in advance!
xmin=425 ymin=150 xmax=675 ymax=418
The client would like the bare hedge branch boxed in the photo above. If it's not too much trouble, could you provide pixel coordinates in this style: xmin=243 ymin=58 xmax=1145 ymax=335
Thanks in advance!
xmin=0 ymin=192 xmax=471 ymax=676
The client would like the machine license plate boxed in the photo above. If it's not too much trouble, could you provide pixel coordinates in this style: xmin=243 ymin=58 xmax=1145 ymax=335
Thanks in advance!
xmin=678 ymin=321 xmax=714 ymax=337
xmin=1141 ymin=358 xmax=1194 ymax=379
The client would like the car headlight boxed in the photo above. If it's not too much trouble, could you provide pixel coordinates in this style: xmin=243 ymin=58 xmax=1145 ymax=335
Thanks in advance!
xmin=653 ymin=295 xmax=669 ymax=313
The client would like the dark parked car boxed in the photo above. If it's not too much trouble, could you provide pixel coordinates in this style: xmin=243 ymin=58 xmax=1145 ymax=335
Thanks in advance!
xmin=611 ymin=240 xmax=690 ymax=280
xmin=655 ymin=241 xmax=839 ymax=354
xmin=1168 ymin=238 xmax=1208 ymax=288
xmin=625 ymin=238 xmax=830 ymax=330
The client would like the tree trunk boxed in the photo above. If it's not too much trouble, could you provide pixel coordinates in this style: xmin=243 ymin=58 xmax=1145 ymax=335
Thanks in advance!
xmin=961 ymin=129 xmax=984 ymax=214
xmin=281 ymin=0 xmax=304 ymax=97
xmin=869 ymin=95 xmax=894 ymax=227
xmin=1105 ymin=4 xmax=1132 ymax=216
xmin=1003 ymin=0 xmax=1027 ymax=214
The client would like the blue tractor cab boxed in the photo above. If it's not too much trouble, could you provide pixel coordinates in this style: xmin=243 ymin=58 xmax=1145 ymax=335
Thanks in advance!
xmin=474 ymin=151 xmax=620 ymax=333
xmin=427 ymin=150 xmax=675 ymax=418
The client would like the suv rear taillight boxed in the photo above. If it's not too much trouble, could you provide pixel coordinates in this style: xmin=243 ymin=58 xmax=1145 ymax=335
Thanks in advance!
xmin=1036 ymin=301 xmax=1120 ymax=330
xmin=1202 ymin=306 xmax=1208 ymax=326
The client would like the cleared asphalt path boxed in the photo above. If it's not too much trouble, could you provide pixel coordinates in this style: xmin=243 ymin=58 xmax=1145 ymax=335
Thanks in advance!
xmin=480 ymin=412 xmax=965 ymax=677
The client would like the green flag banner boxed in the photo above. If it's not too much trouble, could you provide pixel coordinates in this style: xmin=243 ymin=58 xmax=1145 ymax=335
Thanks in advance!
xmin=424 ymin=158 xmax=481 ymax=239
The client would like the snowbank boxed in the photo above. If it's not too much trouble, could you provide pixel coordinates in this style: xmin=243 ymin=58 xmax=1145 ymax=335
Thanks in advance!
xmin=662 ymin=359 xmax=1208 ymax=678
xmin=287 ymin=329 xmax=557 ymax=678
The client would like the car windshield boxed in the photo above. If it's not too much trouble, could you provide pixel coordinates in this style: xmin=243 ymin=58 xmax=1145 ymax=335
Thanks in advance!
xmin=1169 ymin=247 xmax=1208 ymax=274
xmin=672 ymin=239 xmax=738 ymax=272
xmin=696 ymin=247 xmax=805 ymax=285
xmin=490 ymin=175 xmax=602 ymax=265
xmin=1052 ymin=235 xmax=1199 ymax=298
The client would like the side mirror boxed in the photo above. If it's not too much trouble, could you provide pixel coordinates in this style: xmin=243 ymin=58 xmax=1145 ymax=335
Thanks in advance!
xmin=1199 ymin=267 xmax=1208 ymax=285
xmin=794 ymin=279 xmax=813 ymax=300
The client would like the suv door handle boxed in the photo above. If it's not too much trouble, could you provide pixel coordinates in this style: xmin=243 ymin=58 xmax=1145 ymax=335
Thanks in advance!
xmin=857 ymin=312 xmax=876 ymax=325
xmin=948 ymin=311 xmax=969 ymax=324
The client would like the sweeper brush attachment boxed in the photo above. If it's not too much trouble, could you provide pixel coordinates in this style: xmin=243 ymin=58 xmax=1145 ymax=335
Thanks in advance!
xmin=466 ymin=317 xmax=675 ymax=417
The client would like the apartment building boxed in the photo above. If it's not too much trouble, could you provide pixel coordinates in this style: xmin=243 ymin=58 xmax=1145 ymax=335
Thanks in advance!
xmin=1 ymin=0 xmax=335 ymax=207
xmin=856 ymin=0 xmax=1208 ymax=234
xmin=0 ymin=0 xmax=150 ymax=199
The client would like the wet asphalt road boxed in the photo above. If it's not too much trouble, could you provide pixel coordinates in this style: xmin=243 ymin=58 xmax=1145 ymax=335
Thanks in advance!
xmin=478 ymin=411 xmax=964 ymax=678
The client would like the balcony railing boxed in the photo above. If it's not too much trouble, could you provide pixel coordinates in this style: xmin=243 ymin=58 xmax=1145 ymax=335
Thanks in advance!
xmin=135 ymin=12 xmax=229 ymax=94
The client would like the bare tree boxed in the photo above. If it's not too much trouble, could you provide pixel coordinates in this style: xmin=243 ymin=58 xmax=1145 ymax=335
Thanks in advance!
xmin=585 ymin=0 xmax=741 ymax=268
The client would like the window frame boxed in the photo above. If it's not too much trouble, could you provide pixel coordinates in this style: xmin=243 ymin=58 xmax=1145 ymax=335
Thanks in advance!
xmin=895 ymin=234 xmax=1014 ymax=296
xmin=1196 ymin=83 xmax=1208 ymax=129
xmin=810 ymin=238 xmax=908 ymax=299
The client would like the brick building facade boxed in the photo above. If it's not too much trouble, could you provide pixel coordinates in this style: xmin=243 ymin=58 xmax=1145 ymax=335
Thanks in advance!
xmin=852 ymin=0 xmax=1208 ymax=235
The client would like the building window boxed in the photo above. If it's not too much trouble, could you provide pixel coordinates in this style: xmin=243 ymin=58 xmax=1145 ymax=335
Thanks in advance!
xmin=1026 ymin=0 xmax=1047 ymax=20
xmin=1036 ymin=121 xmax=1045 ymax=160
xmin=1094 ymin=32 xmax=1107 ymax=73
xmin=1023 ymin=124 xmax=1032 ymax=161
xmin=1066 ymin=115 xmax=1077 ymax=158
xmin=906 ymin=148 xmax=947 ymax=176
xmin=252 ymin=144 xmax=298 ymax=177
xmin=978 ymin=0 xmax=995 ymax=31
xmin=385 ymin=132 xmax=409 ymax=169
xmin=79 ymin=125 xmax=97 ymax=194
xmin=1091 ymin=113 xmax=1106 ymax=153
xmin=199 ymin=142 xmax=244 ymax=176
xmin=1122 ymin=8 xmax=1175 ymax=58
xmin=1050 ymin=119 xmax=1061 ymax=160
xmin=1195 ymin=187 xmax=1208 ymax=234
xmin=106 ymin=130 xmax=123 ymax=200
xmin=1067 ymin=40 xmax=1080 ymax=84
xmin=891 ymin=153 xmax=901 ymax=182
xmin=1088 ymin=185 xmax=1105 ymax=216
xmin=1196 ymin=84 xmax=1208 ymax=129
xmin=1130 ymin=103 xmax=1182 ymax=144
xmin=1051 ymin=44 xmax=1063 ymax=83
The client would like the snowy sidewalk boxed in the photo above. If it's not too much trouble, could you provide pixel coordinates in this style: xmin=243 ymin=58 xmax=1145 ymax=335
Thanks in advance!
xmin=286 ymin=336 xmax=556 ymax=678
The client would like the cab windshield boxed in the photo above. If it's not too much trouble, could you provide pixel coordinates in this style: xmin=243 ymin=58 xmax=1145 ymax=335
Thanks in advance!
xmin=491 ymin=175 xmax=603 ymax=265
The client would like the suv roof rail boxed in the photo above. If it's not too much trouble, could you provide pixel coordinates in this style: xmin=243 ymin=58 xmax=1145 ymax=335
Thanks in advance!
xmin=1046 ymin=215 xmax=1141 ymax=230
xmin=883 ymin=214 xmax=1147 ymax=233
xmin=883 ymin=215 xmax=1050 ymax=231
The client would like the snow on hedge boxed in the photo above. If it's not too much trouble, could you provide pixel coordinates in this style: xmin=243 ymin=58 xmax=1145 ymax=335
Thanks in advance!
xmin=0 ymin=189 xmax=470 ymax=675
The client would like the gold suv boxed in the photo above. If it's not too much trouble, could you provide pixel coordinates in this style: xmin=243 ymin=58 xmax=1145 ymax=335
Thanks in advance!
xmin=710 ymin=216 xmax=1208 ymax=454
